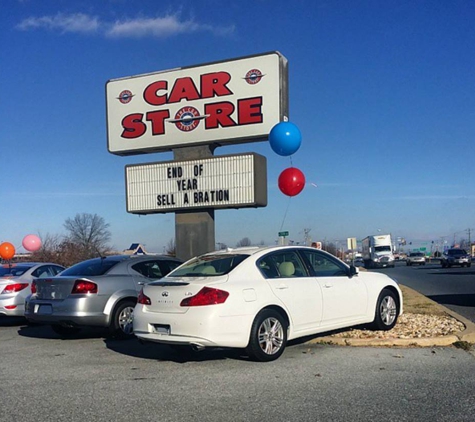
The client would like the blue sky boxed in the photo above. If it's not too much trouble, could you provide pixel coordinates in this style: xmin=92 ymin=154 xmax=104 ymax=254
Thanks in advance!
xmin=2 ymin=0 xmax=475 ymax=253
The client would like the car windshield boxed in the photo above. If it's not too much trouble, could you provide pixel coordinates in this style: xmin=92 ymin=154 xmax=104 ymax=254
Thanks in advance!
xmin=375 ymin=246 xmax=391 ymax=252
xmin=0 ymin=264 xmax=33 ymax=277
xmin=168 ymin=254 xmax=249 ymax=277
xmin=449 ymin=250 xmax=467 ymax=256
xmin=411 ymin=253 xmax=424 ymax=257
xmin=61 ymin=258 xmax=124 ymax=276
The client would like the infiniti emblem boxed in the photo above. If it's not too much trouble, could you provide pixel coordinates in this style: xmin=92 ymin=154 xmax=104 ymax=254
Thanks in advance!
xmin=162 ymin=291 xmax=169 ymax=297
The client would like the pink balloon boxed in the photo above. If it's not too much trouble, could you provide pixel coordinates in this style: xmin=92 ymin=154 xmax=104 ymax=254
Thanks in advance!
xmin=22 ymin=234 xmax=42 ymax=252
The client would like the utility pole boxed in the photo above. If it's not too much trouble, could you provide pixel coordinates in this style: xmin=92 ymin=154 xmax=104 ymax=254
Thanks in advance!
xmin=303 ymin=228 xmax=311 ymax=246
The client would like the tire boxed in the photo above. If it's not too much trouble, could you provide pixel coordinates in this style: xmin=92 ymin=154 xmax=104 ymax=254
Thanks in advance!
xmin=246 ymin=309 xmax=288 ymax=362
xmin=51 ymin=324 xmax=81 ymax=338
xmin=109 ymin=300 xmax=136 ymax=339
xmin=371 ymin=289 xmax=399 ymax=331
xmin=441 ymin=262 xmax=446 ymax=268
xmin=468 ymin=263 xmax=472 ymax=268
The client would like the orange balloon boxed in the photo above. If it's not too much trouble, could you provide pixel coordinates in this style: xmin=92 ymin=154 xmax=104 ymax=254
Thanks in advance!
xmin=0 ymin=242 xmax=16 ymax=260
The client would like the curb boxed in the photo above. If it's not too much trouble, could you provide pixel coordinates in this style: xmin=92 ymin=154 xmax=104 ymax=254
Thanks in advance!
xmin=305 ymin=290 xmax=475 ymax=348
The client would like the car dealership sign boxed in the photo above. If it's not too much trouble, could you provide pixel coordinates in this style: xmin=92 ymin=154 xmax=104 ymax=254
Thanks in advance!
xmin=106 ymin=52 xmax=288 ymax=155
xmin=125 ymin=153 xmax=267 ymax=213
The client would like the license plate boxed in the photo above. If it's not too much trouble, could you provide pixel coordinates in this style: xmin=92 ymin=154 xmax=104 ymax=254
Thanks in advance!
xmin=153 ymin=324 xmax=170 ymax=335
xmin=36 ymin=304 xmax=53 ymax=315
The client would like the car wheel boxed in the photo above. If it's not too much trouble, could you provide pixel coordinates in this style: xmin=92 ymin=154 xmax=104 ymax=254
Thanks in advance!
xmin=441 ymin=262 xmax=446 ymax=268
xmin=51 ymin=324 xmax=81 ymax=338
xmin=371 ymin=289 xmax=399 ymax=331
xmin=468 ymin=263 xmax=472 ymax=268
xmin=246 ymin=309 xmax=288 ymax=362
xmin=109 ymin=300 xmax=135 ymax=339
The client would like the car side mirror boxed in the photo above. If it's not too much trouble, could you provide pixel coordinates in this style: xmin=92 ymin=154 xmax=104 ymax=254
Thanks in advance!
xmin=349 ymin=265 xmax=359 ymax=278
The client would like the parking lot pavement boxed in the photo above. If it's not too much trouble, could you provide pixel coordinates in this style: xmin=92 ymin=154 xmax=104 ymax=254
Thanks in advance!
xmin=1 ymin=319 xmax=475 ymax=422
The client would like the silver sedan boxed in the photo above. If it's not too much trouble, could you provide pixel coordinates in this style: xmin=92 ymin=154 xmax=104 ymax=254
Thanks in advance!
xmin=1 ymin=262 xmax=64 ymax=318
xmin=25 ymin=255 xmax=182 ymax=338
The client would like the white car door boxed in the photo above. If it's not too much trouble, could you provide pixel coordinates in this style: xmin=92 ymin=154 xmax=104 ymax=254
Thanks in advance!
xmin=299 ymin=250 xmax=368 ymax=329
xmin=259 ymin=251 xmax=323 ymax=334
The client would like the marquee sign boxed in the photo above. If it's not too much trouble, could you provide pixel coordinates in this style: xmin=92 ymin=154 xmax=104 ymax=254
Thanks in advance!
xmin=125 ymin=153 xmax=267 ymax=214
xmin=106 ymin=52 xmax=288 ymax=156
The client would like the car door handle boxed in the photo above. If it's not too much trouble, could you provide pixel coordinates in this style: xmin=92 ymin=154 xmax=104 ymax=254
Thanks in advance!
xmin=324 ymin=283 xmax=333 ymax=288
xmin=276 ymin=284 xmax=288 ymax=290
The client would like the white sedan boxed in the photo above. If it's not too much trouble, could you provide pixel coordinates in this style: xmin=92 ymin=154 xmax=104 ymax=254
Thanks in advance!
xmin=133 ymin=246 xmax=403 ymax=361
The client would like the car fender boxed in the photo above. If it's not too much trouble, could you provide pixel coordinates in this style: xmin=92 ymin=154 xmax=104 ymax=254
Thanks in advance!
xmin=103 ymin=289 xmax=138 ymax=320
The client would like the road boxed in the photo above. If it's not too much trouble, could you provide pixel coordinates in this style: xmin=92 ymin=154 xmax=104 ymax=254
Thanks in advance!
xmin=1 ymin=319 xmax=475 ymax=421
xmin=372 ymin=261 xmax=475 ymax=323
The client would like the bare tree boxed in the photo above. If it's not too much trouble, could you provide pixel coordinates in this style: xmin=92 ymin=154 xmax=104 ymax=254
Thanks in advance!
xmin=236 ymin=237 xmax=252 ymax=247
xmin=63 ymin=213 xmax=111 ymax=259
xmin=166 ymin=238 xmax=176 ymax=256
xmin=29 ymin=233 xmax=62 ymax=263
xmin=322 ymin=242 xmax=338 ymax=257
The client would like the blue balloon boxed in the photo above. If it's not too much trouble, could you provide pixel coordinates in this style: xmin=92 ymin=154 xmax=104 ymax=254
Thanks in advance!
xmin=269 ymin=122 xmax=302 ymax=156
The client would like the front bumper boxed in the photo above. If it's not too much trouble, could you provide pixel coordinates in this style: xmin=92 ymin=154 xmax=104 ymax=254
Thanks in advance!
xmin=372 ymin=260 xmax=395 ymax=268
xmin=448 ymin=258 xmax=471 ymax=265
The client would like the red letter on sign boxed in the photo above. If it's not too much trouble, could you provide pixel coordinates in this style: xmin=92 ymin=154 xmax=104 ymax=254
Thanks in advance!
xmin=238 ymin=97 xmax=263 ymax=125
xmin=121 ymin=114 xmax=146 ymax=139
xmin=146 ymin=110 xmax=170 ymax=136
xmin=201 ymin=72 xmax=233 ymax=99
xmin=205 ymin=102 xmax=236 ymax=129
xmin=144 ymin=80 xmax=167 ymax=106
xmin=168 ymin=77 xmax=200 ymax=104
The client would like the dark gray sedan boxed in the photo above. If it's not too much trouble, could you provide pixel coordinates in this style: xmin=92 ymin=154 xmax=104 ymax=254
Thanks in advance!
xmin=25 ymin=255 xmax=182 ymax=338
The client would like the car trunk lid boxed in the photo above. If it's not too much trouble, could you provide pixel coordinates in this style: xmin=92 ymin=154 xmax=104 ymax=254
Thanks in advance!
xmin=34 ymin=276 xmax=84 ymax=300
xmin=142 ymin=276 xmax=228 ymax=314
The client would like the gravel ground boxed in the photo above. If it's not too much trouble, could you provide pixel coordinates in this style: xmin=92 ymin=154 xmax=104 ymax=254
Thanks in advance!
xmin=331 ymin=312 xmax=465 ymax=339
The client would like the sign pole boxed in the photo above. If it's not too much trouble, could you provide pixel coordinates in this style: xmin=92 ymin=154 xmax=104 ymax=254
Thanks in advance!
xmin=173 ymin=145 xmax=216 ymax=261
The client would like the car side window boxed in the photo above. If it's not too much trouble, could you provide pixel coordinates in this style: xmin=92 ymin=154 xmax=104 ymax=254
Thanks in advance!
xmin=32 ymin=265 xmax=62 ymax=278
xmin=132 ymin=261 xmax=165 ymax=279
xmin=257 ymin=251 xmax=307 ymax=279
xmin=300 ymin=250 xmax=348 ymax=277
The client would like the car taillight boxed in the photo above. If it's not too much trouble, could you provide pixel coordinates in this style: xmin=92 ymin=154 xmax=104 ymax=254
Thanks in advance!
xmin=31 ymin=280 xmax=37 ymax=294
xmin=180 ymin=287 xmax=229 ymax=307
xmin=137 ymin=289 xmax=151 ymax=305
xmin=71 ymin=280 xmax=98 ymax=294
xmin=1 ymin=283 xmax=29 ymax=294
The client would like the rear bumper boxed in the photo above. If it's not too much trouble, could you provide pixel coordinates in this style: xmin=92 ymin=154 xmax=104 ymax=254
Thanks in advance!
xmin=25 ymin=297 xmax=109 ymax=327
xmin=133 ymin=305 xmax=253 ymax=349
xmin=0 ymin=296 xmax=26 ymax=317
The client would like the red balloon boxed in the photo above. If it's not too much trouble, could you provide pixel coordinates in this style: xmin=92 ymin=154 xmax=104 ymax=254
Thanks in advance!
xmin=278 ymin=167 xmax=306 ymax=197
xmin=0 ymin=242 xmax=16 ymax=260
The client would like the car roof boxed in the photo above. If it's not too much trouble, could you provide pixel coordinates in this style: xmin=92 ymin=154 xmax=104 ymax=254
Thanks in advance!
xmin=85 ymin=254 xmax=181 ymax=261
xmin=202 ymin=245 xmax=336 ymax=258
xmin=0 ymin=262 xmax=62 ymax=267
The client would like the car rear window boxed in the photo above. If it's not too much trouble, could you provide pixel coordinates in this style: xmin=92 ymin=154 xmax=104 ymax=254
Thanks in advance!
xmin=0 ymin=265 xmax=33 ymax=277
xmin=61 ymin=258 xmax=124 ymax=276
xmin=168 ymin=254 xmax=249 ymax=277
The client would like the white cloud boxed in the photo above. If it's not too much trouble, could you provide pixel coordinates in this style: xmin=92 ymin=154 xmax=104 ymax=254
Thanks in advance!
xmin=17 ymin=13 xmax=100 ymax=34
xmin=106 ymin=15 xmax=234 ymax=38
xmin=16 ymin=13 xmax=234 ymax=38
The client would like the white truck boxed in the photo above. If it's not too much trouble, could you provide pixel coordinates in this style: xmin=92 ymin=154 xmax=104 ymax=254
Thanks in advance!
xmin=362 ymin=234 xmax=395 ymax=269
